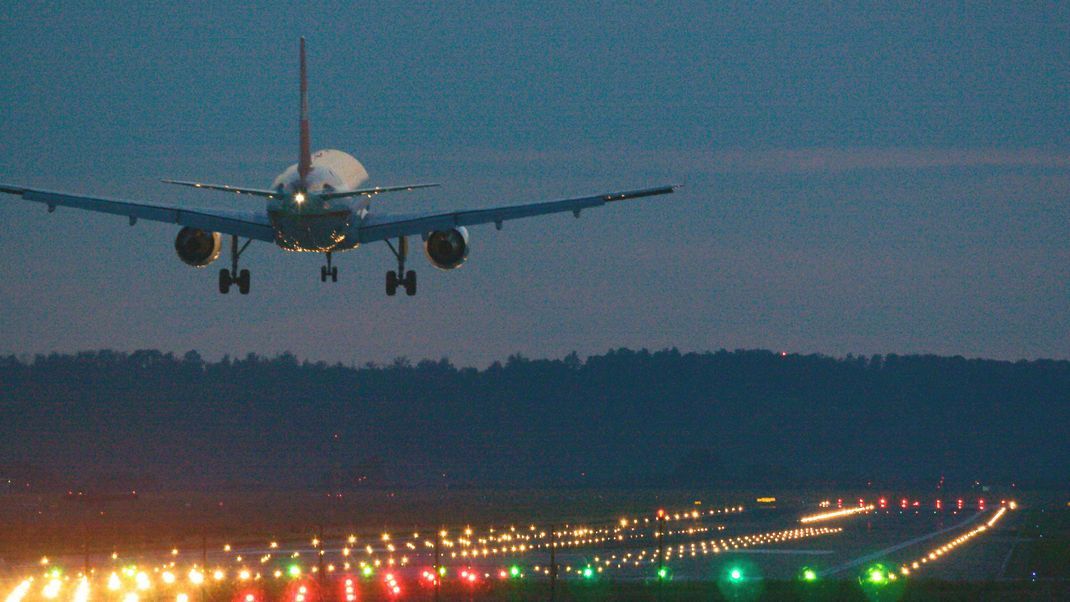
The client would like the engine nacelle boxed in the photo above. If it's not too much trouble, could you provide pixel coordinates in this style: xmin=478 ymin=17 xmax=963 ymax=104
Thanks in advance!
xmin=174 ymin=227 xmax=222 ymax=267
xmin=424 ymin=227 xmax=469 ymax=270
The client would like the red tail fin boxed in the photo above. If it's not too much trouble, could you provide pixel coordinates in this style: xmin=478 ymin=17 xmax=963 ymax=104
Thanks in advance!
xmin=298 ymin=37 xmax=312 ymax=186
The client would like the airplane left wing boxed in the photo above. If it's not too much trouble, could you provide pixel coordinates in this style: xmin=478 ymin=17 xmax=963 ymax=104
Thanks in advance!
xmin=356 ymin=185 xmax=677 ymax=244
xmin=0 ymin=184 xmax=276 ymax=242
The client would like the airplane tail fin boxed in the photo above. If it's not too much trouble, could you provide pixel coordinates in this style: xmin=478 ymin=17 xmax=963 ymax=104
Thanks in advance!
xmin=298 ymin=37 xmax=312 ymax=187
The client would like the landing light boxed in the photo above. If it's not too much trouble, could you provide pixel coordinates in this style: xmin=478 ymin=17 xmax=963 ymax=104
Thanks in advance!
xmin=294 ymin=192 xmax=306 ymax=204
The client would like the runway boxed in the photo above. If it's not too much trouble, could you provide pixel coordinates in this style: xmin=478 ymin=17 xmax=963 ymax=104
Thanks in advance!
xmin=0 ymin=494 xmax=1024 ymax=600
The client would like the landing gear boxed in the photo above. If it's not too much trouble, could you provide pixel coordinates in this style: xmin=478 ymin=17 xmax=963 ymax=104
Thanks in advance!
xmin=320 ymin=252 xmax=338 ymax=282
xmin=218 ymin=235 xmax=252 ymax=295
xmin=385 ymin=236 xmax=416 ymax=296
xmin=386 ymin=270 xmax=416 ymax=297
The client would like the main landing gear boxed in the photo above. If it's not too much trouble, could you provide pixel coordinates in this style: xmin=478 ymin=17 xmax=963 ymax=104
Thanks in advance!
xmin=219 ymin=235 xmax=251 ymax=294
xmin=385 ymin=236 xmax=416 ymax=296
xmin=320 ymin=251 xmax=338 ymax=282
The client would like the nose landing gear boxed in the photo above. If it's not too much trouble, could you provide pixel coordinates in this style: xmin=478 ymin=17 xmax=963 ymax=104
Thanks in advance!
xmin=320 ymin=251 xmax=338 ymax=282
xmin=385 ymin=236 xmax=416 ymax=296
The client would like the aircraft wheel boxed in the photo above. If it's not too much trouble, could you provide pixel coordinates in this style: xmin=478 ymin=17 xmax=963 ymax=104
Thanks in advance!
xmin=320 ymin=266 xmax=327 ymax=282
xmin=330 ymin=267 xmax=338 ymax=282
xmin=386 ymin=270 xmax=398 ymax=296
xmin=237 ymin=269 xmax=251 ymax=295
xmin=404 ymin=270 xmax=417 ymax=296
xmin=218 ymin=269 xmax=231 ymax=294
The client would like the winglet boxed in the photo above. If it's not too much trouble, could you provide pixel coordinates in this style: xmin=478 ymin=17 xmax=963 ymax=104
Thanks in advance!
xmin=298 ymin=37 xmax=312 ymax=187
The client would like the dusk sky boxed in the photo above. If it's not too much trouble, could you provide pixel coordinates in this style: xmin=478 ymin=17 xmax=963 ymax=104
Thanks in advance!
xmin=1 ymin=2 xmax=1067 ymax=365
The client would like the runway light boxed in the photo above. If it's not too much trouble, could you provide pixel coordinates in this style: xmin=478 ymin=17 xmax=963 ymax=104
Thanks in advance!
xmin=510 ymin=565 xmax=521 ymax=578
xmin=582 ymin=566 xmax=594 ymax=579
xmin=801 ymin=568 xmax=818 ymax=582
xmin=729 ymin=567 xmax=743 ymax=582
xmin=72 ymin=578 xmax=89 ymax=602
xmin=287 ymin=565 xmax=301 ymax=578
xmin=188 ymin=570 xmax=204 ymax=585
xmin=657 ymin=567 xmax=669 ymax=580
xmin=41 ymin=579 xmax=61 ymax=599
xmin=866 ymin=566 xmax=888 ymax=585
xmin=176 ymin=595 xmax=189 ymax=602
xmin=108 ymin=573 xmax=122 ymax=591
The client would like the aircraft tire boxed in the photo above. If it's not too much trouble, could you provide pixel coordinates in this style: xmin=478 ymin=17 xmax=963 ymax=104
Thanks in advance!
xmin=405 ymin=271 xmax=416 ymax=296
xmin=386 ymin=271 xmax=398 ymax=296
xmin=238 ymin=269 xmax=251 ymax=295
xmin=218 ymin=269 xmax=231 ymax=294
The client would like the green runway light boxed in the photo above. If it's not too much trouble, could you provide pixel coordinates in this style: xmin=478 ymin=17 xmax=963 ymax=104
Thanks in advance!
xmin=362 ymin=566 xmax=374 ymax=578
xmin=509 ymin=565 xmax=520 ymax=578
xmin=437 ymin=567 xmax=447 ymax=577
xmin=802 ymin=568 xmax=818 ymax=582
xmin=869 ymin=569 xmax=886 ymax=584
xmin=729 ymin=567 xmax=743 ymax=582
xmin=657 ymin=567 xmax=669 ymax=580
xmin=287 ymin=565 xmax=301 ymax=578
xmin=582 ymin=567 xmax=594 ymax=579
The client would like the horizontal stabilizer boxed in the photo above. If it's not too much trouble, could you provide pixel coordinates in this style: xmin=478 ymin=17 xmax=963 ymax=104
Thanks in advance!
xmin=318 ymin=183 xmax=440 ymax=200
xmin=161 ymin=179 xmax=280 ymax=198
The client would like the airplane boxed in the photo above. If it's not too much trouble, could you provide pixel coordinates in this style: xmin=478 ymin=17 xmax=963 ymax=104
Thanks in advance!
xmin=0 ymin=38 xmax=677 ymax=296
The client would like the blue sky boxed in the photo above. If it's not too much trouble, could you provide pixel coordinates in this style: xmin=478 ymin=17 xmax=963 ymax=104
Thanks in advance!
xmin=0 ymin=2 xmax=1067 ymax=364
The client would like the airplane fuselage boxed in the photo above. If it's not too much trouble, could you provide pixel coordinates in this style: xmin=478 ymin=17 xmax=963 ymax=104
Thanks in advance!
xmin=266 ymin=149 xmax=370 ymax=252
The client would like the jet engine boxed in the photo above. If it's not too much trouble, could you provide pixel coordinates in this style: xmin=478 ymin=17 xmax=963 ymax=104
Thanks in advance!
xmin=424 ymin=227 xmax=469 ymax=270
xmin=174 ymin=227 xmax=222 ymax=267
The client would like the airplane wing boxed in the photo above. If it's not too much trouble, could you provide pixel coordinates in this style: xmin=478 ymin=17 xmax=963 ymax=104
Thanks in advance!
xmin=161 ymin=179 xmax=281 ymax=198
xmin=0 ymin=184 xmax=276 ymax=242
xmin=356 ymin=185 xmax=677 ymax=244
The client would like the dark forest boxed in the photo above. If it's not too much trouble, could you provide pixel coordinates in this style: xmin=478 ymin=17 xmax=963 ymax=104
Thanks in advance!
xmin=1 ymin=349 xmax=1066 ymax=492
